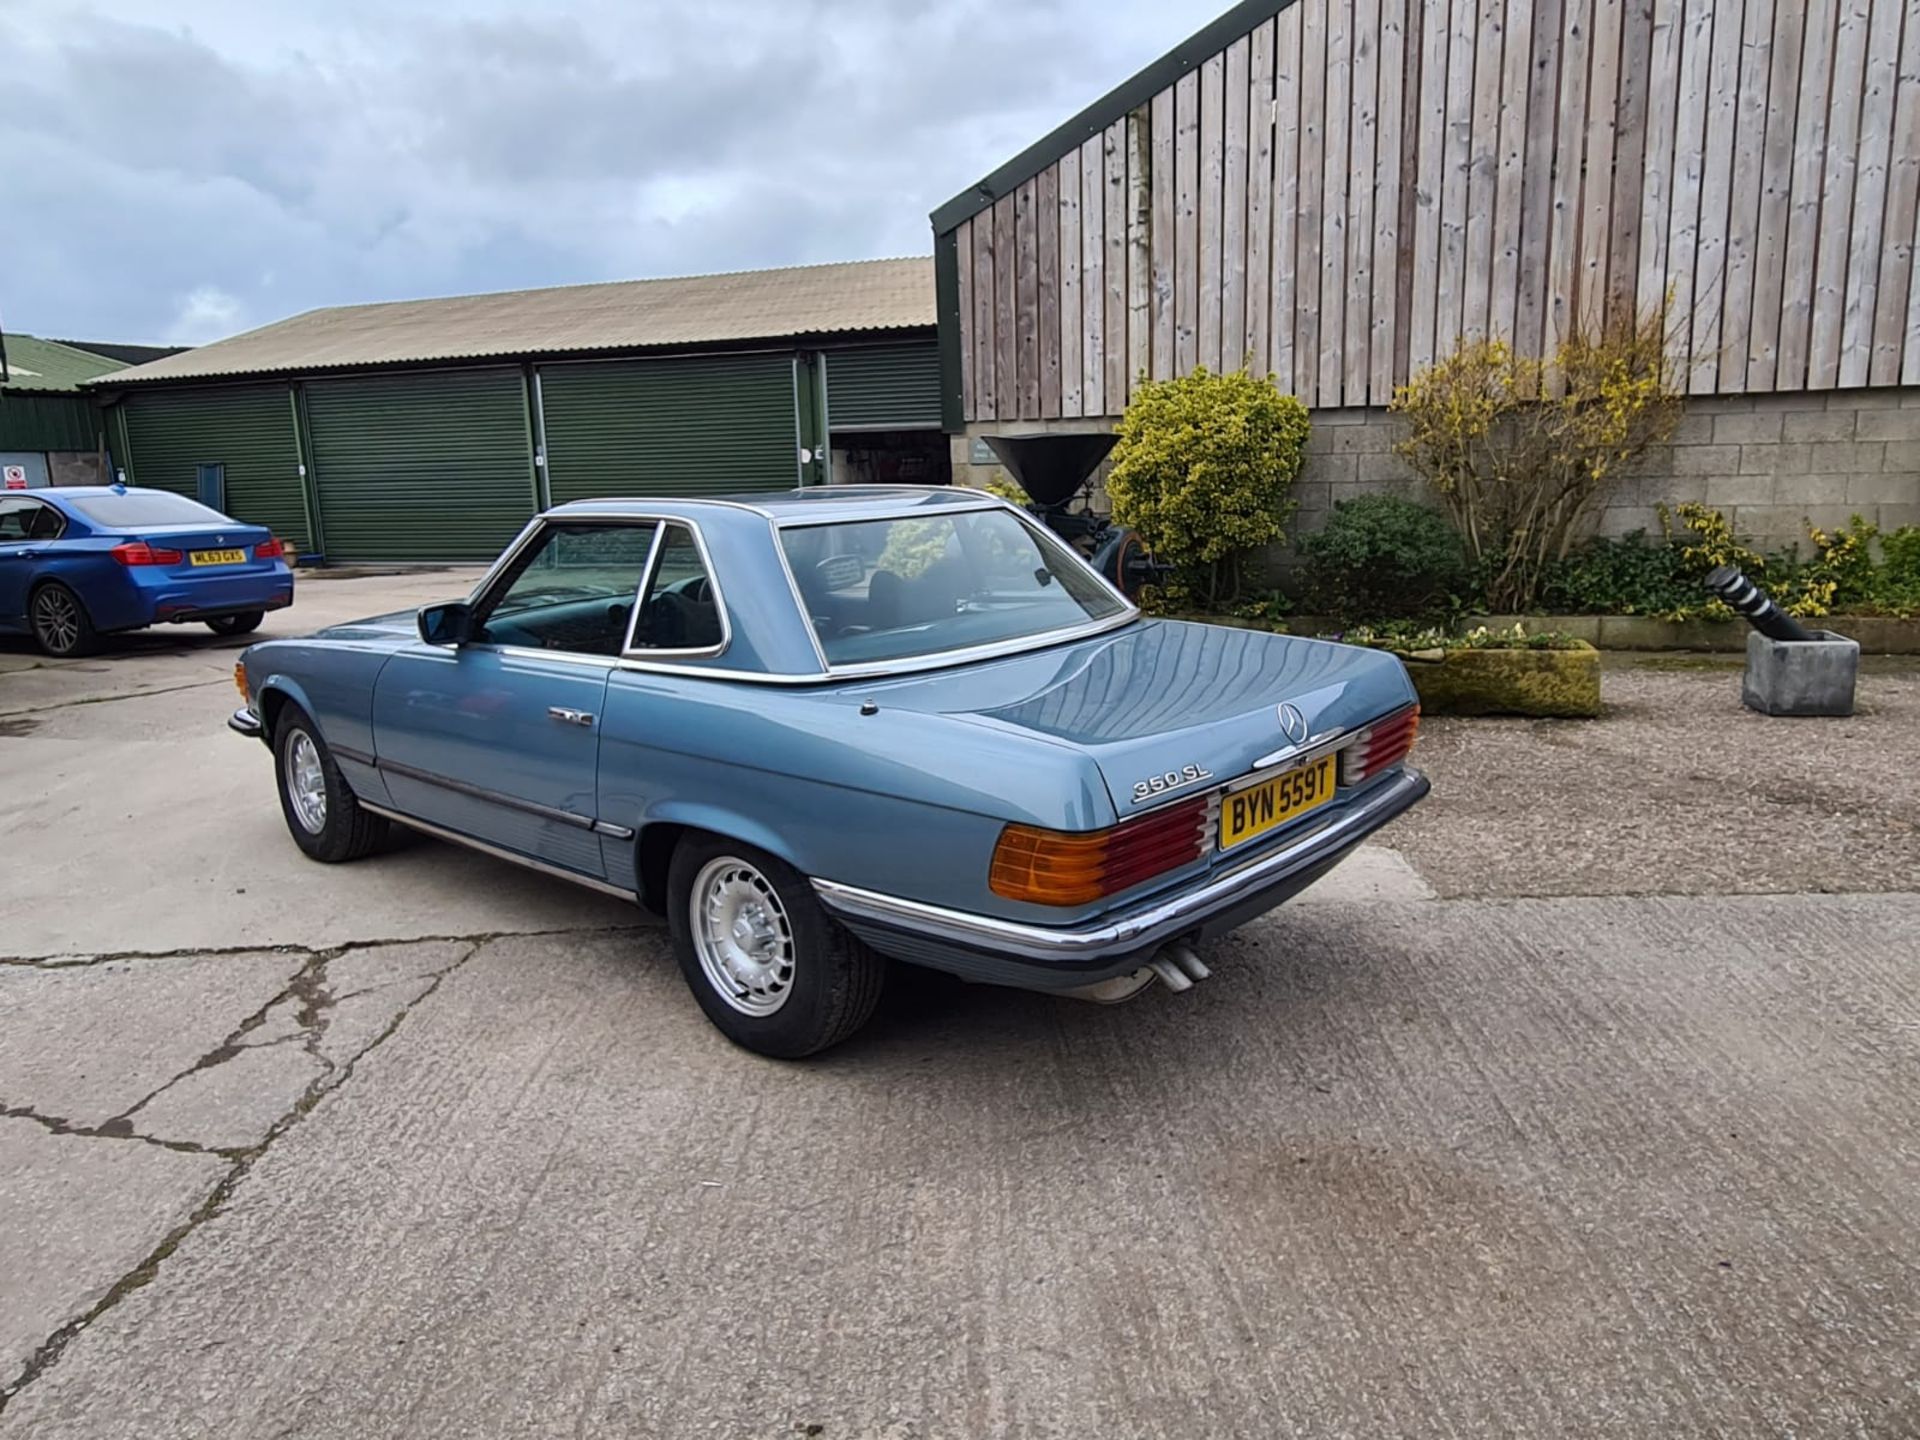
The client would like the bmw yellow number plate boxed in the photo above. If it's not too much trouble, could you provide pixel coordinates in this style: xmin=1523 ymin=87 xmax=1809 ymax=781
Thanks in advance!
xmin=1219 ymin=754 xmax=1336 ymax=851
xmin=189 ymin=549 xmax=247 ymax=566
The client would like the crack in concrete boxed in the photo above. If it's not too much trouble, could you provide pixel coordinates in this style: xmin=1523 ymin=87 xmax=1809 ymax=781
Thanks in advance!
xmin=0 ymin=922 xmax=646 ymax=969
xmin=0 ymin=1104 xmax=225 ymax=1159
xmin=0 ymin=939 xmax=482 ymax=1416
xmin=0 ymin=675 xmax=230 ymax=721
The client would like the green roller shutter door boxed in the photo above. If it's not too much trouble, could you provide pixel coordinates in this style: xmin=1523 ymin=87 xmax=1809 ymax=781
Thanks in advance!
xmin=305 ymin=369 xmax=536 ymax=563
xmin=824 ymin=341 xmax=942 ymax=429
xmin=120 ymin=385 xmax=310 ymax=550
xmin=539 ymin=354 xmax=798 ymax=503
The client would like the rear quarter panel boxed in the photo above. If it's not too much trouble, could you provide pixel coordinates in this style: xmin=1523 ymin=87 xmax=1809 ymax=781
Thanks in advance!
xmin=597 ymin=669 xmax=1115 ymax=920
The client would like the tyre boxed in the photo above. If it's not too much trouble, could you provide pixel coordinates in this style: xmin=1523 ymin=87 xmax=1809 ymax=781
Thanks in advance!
xmin=207 ymin=611 xmax=264 ymax=637
xmin=272 ymin=703 xmax=389 ymax=863
xmin=29 ymin=582 xmax=98 ymax=658
xmin=667 ymin=835 xmax=886 ymax=1058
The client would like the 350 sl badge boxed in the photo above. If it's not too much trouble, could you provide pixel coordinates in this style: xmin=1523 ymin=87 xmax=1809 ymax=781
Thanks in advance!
xmin=1131 ymin=764 xmax=1215 ymax=804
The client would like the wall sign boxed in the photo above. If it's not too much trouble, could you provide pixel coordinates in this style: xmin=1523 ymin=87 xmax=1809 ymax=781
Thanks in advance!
xmin=3 ymin=465 xmax=26 ymax=490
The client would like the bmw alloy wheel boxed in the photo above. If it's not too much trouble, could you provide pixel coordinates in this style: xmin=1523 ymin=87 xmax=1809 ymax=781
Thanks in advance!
xmin=286 ymin=731 xmax=329 ymax=834
xmin=691 ymin=856 xmax=797 ymax=1016
xmin=32 ymin=588 xmax=82 ymax=655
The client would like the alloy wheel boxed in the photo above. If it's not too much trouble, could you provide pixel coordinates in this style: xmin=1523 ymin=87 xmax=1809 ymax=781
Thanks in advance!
xmin=286 ymin=731 xmax=328 ymax=834
xmin=32 ymin=589 xmax=81 ymax=655
xmin=691 ymin=856 xmax=797 ymax=1016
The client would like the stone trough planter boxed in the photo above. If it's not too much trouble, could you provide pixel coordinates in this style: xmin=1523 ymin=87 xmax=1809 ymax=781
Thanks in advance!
xmin=1402 ymin=642 xmax=1602 ymax=718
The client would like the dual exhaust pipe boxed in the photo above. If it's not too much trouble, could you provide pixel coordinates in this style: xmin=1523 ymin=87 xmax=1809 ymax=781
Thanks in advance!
xmin=1064 ymin=941 xmax=1211 ymax=1003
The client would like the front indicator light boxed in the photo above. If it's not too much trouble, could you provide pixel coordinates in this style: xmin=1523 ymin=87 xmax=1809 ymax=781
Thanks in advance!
xmin=233 ymin=662 xmax=250 ymax=704
xmin=989 ymin=794 xmax=1208 ymax=906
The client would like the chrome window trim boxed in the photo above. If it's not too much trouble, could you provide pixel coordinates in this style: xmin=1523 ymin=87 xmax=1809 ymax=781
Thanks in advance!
xmin=765 ymin=496 xmax=1140 ymax=682
xmin=461 ymin=513 xmax=732 ymax=663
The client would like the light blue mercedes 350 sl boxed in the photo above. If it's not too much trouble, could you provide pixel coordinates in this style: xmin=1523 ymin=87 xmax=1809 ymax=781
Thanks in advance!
xmin=229 ymin=486 xmax=1427 ymax=1057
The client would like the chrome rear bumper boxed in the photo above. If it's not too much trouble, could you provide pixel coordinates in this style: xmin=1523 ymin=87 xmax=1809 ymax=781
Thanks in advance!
xmin=813 ymin=766 xmax=1429 ymax=989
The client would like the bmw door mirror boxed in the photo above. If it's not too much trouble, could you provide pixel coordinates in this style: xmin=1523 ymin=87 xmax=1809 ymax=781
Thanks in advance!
xmin=417 ymin=601 xmax=472 ymax=646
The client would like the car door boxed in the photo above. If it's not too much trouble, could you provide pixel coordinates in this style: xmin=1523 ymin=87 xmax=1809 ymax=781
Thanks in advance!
xmin=369 ymin=518 xmax=659 ymax=879
xmin=0 ymin=497 xmax=62 ymax=625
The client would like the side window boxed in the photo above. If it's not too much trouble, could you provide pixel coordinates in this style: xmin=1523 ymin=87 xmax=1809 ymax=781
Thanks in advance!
xmin=629 ymin=524 xmax=723 ymax=652
xmin=26 ymin=504 xmax=65 ymax=541
xmin=0 ymin=500 xmax=35 ymax=542
xmin=476 ymin=522 xmax=658 ymax=658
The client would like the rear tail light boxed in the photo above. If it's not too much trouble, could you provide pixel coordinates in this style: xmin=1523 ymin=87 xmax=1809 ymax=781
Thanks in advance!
xmin=1340 ymin=705 xmax=1420 ymax=785
xmin=110 ymin=542 xmax=184 ymax=566
xmin=254 ymin=537 xmax=285 ymax=559
xmin=990 ymin=794 xmax=1208 ymax=906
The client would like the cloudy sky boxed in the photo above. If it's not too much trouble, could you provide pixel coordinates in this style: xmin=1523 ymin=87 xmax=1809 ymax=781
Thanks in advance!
xmin=2 ymin=0 xmax=1209 ymax=346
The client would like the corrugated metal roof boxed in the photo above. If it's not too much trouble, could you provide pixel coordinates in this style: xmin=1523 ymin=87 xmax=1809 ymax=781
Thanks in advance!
xmin=1 ymin=335 xmax=128 ymax=393
xmin=92 ymin=257 xmax=936 ymax=387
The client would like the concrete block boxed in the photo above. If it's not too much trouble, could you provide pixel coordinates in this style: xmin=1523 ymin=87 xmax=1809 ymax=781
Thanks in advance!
xmin=1882 ymin=440 xmax=1920 ymax=473
xmin=1806 ymin=441 xmax=1885 ymax=473
xmin=1854 ymin=408 xmax=1920 ymax=440
xmin=1355 ymin=450 xmax=1414 ymax=484
xmin=1876 ymin=502 xmax=1920 ymax=530
xmin=1781 ymin=410 xmax=1857 ymax=442
xmin=1743 ymin=629 xmax=1859 ymax=717
xmin=1843 ymin=389 xmax=1905 ymax=408
xmin=1303 ymin=452 xmax=1359 ymax=483
xmin=1668 ymin=414 xmax=1717 ymax=445
xmin=1845 ymin=471 xmax=1917 ymax=504
xmin=1670 ymin=444 xmax=1743 ymax=475
xmin=1705 ymin=473 xmax=1776 ymax=506
xmin=1729 ymin=506 xmax=1816 ymax=550
xmin=1715 ymin=411 xmax=1784 ymax=443
xmin=1740 ymin=442 xmax=1810 ymax=475
xmin=1774 ymin=474 xmax=1851 ymax=507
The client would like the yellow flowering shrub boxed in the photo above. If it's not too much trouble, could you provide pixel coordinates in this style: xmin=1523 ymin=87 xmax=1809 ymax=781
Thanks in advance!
xmin=1106 ymin=367 xmax=1310 ymax=607
xmin=1391 ymin=306 xmax=1683 ymax=612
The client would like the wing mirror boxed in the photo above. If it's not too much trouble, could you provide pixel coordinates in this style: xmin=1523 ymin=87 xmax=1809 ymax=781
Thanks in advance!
xmin=417 ymin=601 xmax=473 ymax=646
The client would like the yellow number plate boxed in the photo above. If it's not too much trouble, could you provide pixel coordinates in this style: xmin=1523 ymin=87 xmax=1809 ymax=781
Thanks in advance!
xmin=1219 ymin=754 xmax=1336 ymax=851
xmin=189 ymin=549 xmax=247 ymax=566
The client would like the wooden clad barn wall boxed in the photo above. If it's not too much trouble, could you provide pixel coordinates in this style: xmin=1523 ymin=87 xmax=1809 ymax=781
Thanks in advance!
xmin=945 ymin=0 xmax=1920 ymax=421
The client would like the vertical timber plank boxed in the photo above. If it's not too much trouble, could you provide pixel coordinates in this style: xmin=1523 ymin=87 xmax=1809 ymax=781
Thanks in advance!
xmin=1199 ymin=53 xmax=1227 ymax=372
xmin=1081 ymin=136 xmax=1106 ymax=416
xmin=1490 ymin=0 xmax=1537 ymax=341
xmin=1749 ymin=0 xmax=1808 ymax=389
xmin=1436 ymin=0 xmax=1477 ymax=353
xmin=1152 ymin=88 xmax=1177 ymax=382
xmin=1808 ymin=0 xmax=1870 ymax=390
xmin=1321 ymin=0 xmax=1353 ymax=402
xmin=1105 ymin=119 xmax=1129 ymax=409
xmin=1273 ymin=5 xmax=1304 ymax=387
xmin=1346 ymin=0 xmax=1381 ymax=396
xmin=1607 ymin=1 xmax=1657 ymax=318
xmin=1517 ymin=0 xmax=1566 ymax=357
xmin=1059 ymin=148 xmax=1083 ymax=416
xmin=1371 ymin=0 xmax=1409 ymax=399
xmin=1545 ymin=0 xmax=1595 ymax=371
xmin=1248 ymin=20 xmax=1278 ymax=378
xmin=1464 ymin=0 xmax=1506 ymax=341
xmin=974 ymin=209 xmax=998 ymax=421
xmin=1015 ymin=178 xmax=1040 ymax=419
xmin=1577 ymin=0 xmax=1624 ymax=336
xmin=1665 ymin=0 xmax=1713 ymax=385
xmin=1176 ymin=70 xmax=1202 ymax=377
xmin=993 ymin=193 xmax=1017 ymax=419
xmin=1393 ymin=0 xmax=1426 ymax=388
xmin=1839 ymin=0 xmax=1901 ymax=385
xmin=1778 ymin=0 xmax=1838 ymax=388
xmin=1223 ymin=38 xmax=1252 ymax=371
xmin=1129 ymin=108 xmax=1153 ymax=400
xmin=1410 ymin=0 xmax=1451 ymax=369
xmin=1690 ymin=0 xmax=1745 ymax=393
xmin=1298 ymin=0 xmax=1328 ymax=398
xmin=957 ymin=219 xmax=975 ymax=421
xmin=1720 ymin=0 xmax=1777 ymax=392
xmin=1871 ymin=0 xmax=1920 ymax=384
xmin=1038 ymin=166 xmax=1061 ymax=418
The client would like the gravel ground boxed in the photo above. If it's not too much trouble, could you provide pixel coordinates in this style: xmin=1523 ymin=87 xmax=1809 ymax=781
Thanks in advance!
xmin=1391 ymin=654 xmax=1920 ymax=899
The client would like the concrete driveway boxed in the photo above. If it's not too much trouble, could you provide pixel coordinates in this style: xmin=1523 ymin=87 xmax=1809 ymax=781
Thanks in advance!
xmin=1 ymin=574 xmax=1916 ymax=1438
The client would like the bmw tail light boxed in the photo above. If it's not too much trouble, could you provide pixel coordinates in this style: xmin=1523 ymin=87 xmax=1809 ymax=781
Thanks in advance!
xmin=990 ymin=795 xmax=1208 ymax=906
xmin=110 ymin=542 xmax=185 ymax=566
xmin=1340 ymin=706 xmax=1420 ymax=785
xmin=254 ymin=537 xmax=285 ymax=559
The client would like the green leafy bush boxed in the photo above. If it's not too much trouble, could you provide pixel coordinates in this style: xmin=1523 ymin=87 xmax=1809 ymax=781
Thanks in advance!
xmin=1106 ymin=367 xmax=1310 ymax=609
xmin=1539 ymin=529 xmax=1696 ymax=615
xmin=1297 ymin=494 xmax=1470 ymax=621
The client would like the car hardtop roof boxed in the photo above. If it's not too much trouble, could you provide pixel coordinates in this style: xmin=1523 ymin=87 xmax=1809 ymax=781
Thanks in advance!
xmin=545 ymin=485 xmax=1009 ymax=526
xmin=22 ymin=485 xmax=175 ymax=499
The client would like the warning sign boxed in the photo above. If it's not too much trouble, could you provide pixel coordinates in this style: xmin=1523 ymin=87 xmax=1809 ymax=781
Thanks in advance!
xmin=2 ymin=466 xmax=27 ymax=490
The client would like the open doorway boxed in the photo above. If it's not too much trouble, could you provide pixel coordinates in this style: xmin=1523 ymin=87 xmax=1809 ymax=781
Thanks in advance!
xmin=828 ymin=429 xmax=951 ymax=487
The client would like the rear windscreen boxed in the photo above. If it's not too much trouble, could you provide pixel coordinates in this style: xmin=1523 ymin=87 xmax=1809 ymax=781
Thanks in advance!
xmin=65 ymin=492 xmax=232 ymax=528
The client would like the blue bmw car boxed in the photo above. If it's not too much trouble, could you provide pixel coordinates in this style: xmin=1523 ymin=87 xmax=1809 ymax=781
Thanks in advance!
xmin=228 ymin=486 xmax=1427 ymax=1058
xmin=0 ymin=485 xmax=295 ymax=656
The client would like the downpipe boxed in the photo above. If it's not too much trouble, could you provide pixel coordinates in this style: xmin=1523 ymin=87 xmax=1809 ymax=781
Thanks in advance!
xmin=1062 ymin=941 xmax=1212 ymax=1003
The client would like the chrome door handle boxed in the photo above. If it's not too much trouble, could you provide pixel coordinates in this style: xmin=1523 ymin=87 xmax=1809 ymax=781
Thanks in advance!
xmin=548 ymin=707 xmax=595 ymax=727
